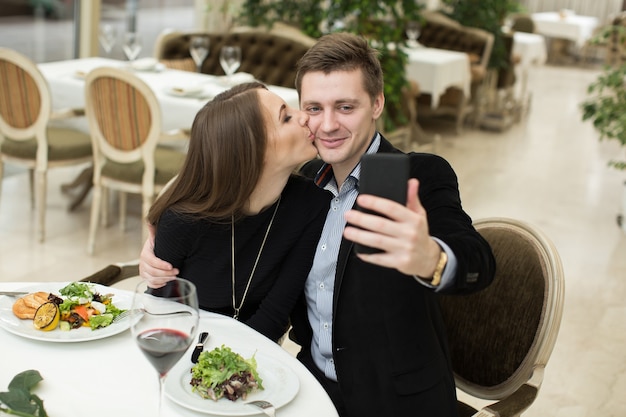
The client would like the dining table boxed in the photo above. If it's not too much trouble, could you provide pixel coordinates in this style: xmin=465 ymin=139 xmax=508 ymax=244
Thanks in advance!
xmin=0 ymin=281 xmax=339 ymax=417
xmin=531 ymin=11 xmax=599 ymax=48
xmin=404 ymin=46 xmax=471 ymax=108
xmin=38 ymin=57 xmax=301 ymax=135
xmin=38 ymin=57 xmax=301 ymax=210
xmin=512 ymin=31 xmax=548 ymax=110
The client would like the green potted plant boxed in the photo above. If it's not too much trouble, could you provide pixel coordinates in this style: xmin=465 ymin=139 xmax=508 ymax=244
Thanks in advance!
xmin=581 ymin=24 xmax=626 ymax=230
xmin=441 ymin=0 xmax=523 ymax=71
xmin=582 ymin=64 xmax=626 ymax=171
xmin=238 ymin=0 xmax=423 ymax=132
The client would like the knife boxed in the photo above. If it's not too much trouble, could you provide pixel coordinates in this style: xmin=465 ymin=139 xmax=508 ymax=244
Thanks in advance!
xmin=191 ymin=331 xmax=209 ymax=363
xmin=0 ymin=292 xmax=28 ymax=297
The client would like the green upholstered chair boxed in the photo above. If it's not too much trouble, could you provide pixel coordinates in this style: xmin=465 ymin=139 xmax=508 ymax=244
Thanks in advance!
xmin=439 ymin=217 xmax=565 ymax=417
xmin=84 ymin=67 xmax=185 ymax=255
xmin=0 ymin=47 xmax=92 ymax=242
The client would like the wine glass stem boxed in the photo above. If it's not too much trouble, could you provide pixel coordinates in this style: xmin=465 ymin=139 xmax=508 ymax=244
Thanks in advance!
xmin=158 ymin=374 xmax=166 ymax=417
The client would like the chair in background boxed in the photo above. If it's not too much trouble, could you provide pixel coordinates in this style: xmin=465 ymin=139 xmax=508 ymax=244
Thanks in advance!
xmin=603 ymin=12 xmax=626 ymax=66
xmin=153 ymin=29 xmax=313 ymax=89
xmin=84 ymin=67 xmax=186 ymax=255
xmin=376 ymin=80 xmax=437 ymax=152
xmin=478 ymin=33 xmax=523 ymax=131
xmin=438 ymin=217 xmax=565 ymax=417
xmin=0 ymin=47 xmax=92 ymax=242
xmin=510 ymin=13 xmax=536 ymax=33
xmin=416 ymin=11 xmax=495 ymax=132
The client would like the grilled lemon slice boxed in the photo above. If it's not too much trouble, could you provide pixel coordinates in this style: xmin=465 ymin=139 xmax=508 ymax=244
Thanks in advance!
xmin=33 ymin=302 xmax=60 ymax=331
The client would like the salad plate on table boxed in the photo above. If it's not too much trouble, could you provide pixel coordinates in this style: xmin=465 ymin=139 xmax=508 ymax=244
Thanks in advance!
xmin=165 ymin=348 xmax=299 ymax=415
xmin=0 ymin=282 xmax=132 ymax=343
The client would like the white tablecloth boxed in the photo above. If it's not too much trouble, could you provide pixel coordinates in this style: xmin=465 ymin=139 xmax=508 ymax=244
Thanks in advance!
xmin=531 ymin=12 xmax=598 ymax=47
xmin=404 ymin=47 xmax=471 ymax=108
xmin=513 ymin=32 xmax=548 ymax=68
xmin=38 ymin=58 xmax=300 ymax=134
xmin=0 ymin=282 xmax=338 ymax=417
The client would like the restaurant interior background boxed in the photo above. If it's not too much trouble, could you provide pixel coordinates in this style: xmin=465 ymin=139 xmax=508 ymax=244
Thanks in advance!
xmin=0 ymin=0 xmax=625 ymax=416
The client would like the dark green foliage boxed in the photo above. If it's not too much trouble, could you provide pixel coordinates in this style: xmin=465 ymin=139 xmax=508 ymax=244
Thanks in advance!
xmin=442 ymin=0 xmax=523 ymax=69
xmin=238 ymin=0 xmax=423 ymax=132
xmin=582 ymin=62 xmax=626 ymax=170
xmin=0 ymin=370 xmax=48 ymax=417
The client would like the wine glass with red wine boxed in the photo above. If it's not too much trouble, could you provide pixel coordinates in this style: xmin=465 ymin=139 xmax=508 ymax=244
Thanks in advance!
xmin=130 ymin=278 xmax=199 ymax=416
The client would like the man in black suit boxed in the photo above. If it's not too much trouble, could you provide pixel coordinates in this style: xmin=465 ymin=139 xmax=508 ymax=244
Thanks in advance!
xmin=139 ymin=32 xmax=495 ymax=417
xmin=286 ymin=32 xmax=495 ymax=417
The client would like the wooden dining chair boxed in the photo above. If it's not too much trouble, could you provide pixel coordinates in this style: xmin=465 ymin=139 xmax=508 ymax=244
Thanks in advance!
xmin=0 ymin=47 xmax=92 ymax=242
xmin=439 ymin=217 xmax=565 ymax=416
xmin=84 ymin=67 xmax=186 ymax=255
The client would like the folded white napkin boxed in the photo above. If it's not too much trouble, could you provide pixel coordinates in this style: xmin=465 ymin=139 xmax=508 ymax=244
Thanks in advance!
xmin=227 ymin=72 xmax=255 ymax=85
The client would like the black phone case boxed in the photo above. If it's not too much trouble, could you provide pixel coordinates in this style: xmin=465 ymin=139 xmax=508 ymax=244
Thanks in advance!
xmin=354 ymin=153 xmax=409 ymax=254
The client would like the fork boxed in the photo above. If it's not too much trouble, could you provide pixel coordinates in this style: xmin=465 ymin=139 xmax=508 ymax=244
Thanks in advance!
xmin=112 ymin=308 xmax=192 ymax=323
xmin=246 ymin=400 xmax=276 ymax=417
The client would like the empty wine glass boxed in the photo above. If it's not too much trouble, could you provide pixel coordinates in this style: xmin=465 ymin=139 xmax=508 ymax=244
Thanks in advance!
xmin=189 ymin=35 xmax=210 ymax=73
xmin=405 ymin=21 xmax=421 ymax=48
xmin=219 ymin=45 xmax=242 ymax=85
xmin=98 ymin=24 xmax=117 ymax=56
xmin=123 ymin=32 xmax=142 ymax=62
xmin=131 ymin=278 xmax=199 ymax=416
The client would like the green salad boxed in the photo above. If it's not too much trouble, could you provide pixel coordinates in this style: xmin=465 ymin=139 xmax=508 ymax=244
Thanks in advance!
xmin=57 ymin=282 xmax=125 ymax=330
xmin=190 ymin=345 xmax=264 ymax=401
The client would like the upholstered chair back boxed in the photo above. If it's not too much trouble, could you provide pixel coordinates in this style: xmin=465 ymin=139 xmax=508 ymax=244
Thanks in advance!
xmin=0 ymin=47 xmax=92 ymax=242
xmin=439 ymin=217 xmax=565 ymax=417
xmin=511 ymin=13 xmax=536 ymax=33
xmin=84 ymin=67 xmax=185 ymax=254
xmin=155 ymin=30 xmax=312 ymax=89
xmin=418 ymin=10 xmax=494 ymax=79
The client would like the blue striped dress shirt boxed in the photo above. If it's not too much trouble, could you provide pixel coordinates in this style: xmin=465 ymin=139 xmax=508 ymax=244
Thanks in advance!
xmin=304 ymin=133 xmax=457 ymax=381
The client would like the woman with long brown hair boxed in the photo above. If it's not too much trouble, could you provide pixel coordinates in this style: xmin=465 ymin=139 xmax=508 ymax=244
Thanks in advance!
xmin=145 ymin=82 xmax=329 ymax=342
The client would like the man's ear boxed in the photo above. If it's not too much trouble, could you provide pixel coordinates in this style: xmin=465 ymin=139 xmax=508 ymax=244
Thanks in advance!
xmin=372 ymin=92 xmax=385 ymax=119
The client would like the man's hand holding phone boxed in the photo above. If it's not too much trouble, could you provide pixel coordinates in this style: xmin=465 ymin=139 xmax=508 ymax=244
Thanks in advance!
xmin=344 ymin=154 xmax=442 ymax=278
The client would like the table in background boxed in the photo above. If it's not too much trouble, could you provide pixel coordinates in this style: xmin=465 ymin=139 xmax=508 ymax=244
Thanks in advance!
xmin=0 ymin=282 xmax=338 ymax=417
xmin=38 ymin=57 xmax=300 ymax=134
xmin=38 ymin=58 xmax=300 ymax=209
xmin=404 ymin=46 xmax=471 ymax=108
xmin=512 ymin=31 xmax=547 ymax=110
xmin=531 ymin=11 xmax=598 ymax=48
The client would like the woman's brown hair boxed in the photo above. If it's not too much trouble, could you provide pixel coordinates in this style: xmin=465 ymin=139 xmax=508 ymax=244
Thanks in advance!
xmin=147 ymin=82 xmax=269 ymax=225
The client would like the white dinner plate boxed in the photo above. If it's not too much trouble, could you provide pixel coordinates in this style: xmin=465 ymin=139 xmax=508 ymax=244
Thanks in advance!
xmin=0 ymin=282 xmax=132 ymax=343
xmin=166 ymin=348 xmax=299 ymax=415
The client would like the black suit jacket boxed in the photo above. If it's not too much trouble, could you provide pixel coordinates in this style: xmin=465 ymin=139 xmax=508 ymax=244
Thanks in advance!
xmin=291 ymin=136 xmax=495 ymax=417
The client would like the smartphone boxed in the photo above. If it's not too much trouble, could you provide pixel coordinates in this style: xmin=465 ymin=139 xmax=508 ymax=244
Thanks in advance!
xmin=354 ymin=153 xmax=410 ymax=254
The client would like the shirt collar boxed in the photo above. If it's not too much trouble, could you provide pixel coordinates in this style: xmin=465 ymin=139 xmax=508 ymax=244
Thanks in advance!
xmin=314 ymin=132 xmax=381 ymax=188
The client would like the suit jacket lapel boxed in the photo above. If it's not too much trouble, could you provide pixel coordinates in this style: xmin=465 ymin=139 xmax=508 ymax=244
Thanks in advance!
xmin=331 ymin=134 xmax=399 ymax=310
